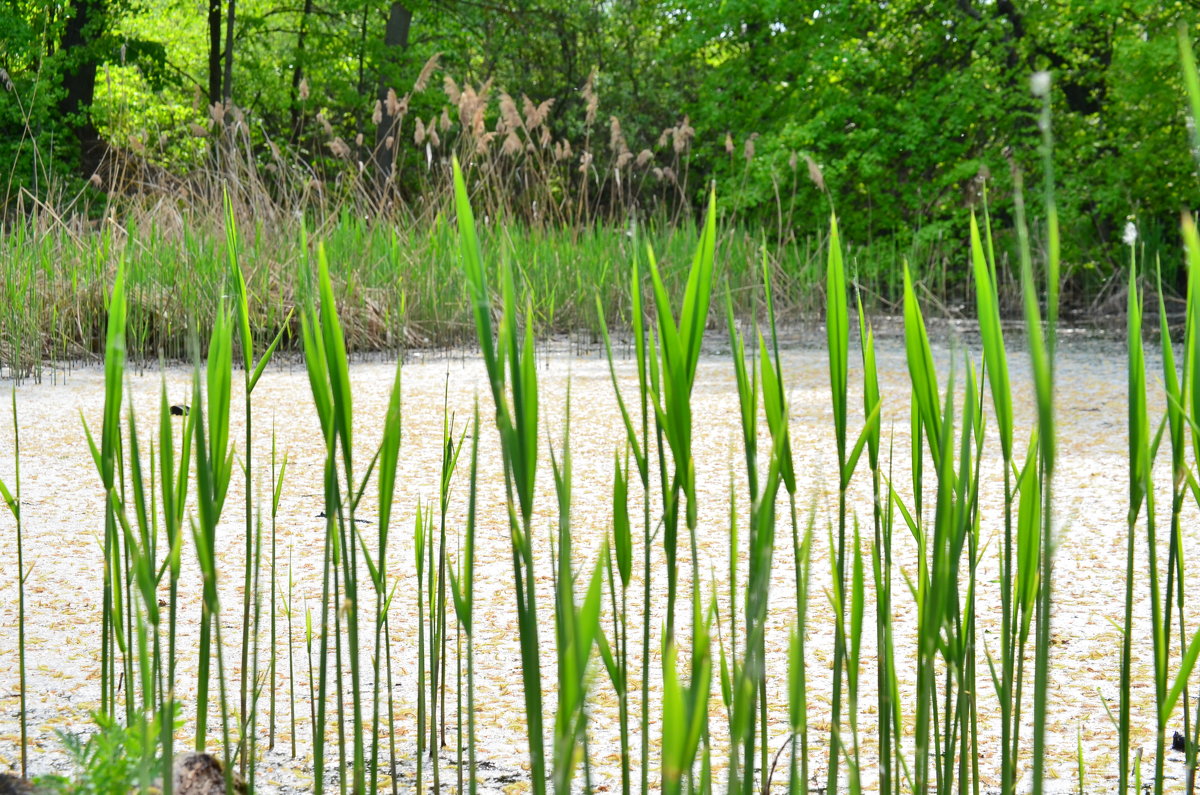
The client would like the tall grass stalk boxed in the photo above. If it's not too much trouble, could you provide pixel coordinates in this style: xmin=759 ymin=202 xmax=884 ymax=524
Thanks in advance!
xmin=643 ymin=187 xmax=717 ymax=642
xmin=1174 ymin=30 xmax=1200 ymax=794
xmin=1027 ymin=71 xmax=1060 ymax=795
xmin=548 ymin=393 xmax=605 ymax=793
xmin=597 ymin=445 xmax=633 ymax=795
xmin=189 ymin=301 xmax=237 ymax=793
xmin=415 ymin=500 xmax=427 ymax=794
xmin=661 ymin=589 xmax=712 ymax=795
xmin=969 ymin=201 xmax=1025 ymax=795
xmin=855 ymin=294 xmax=890 ymax=795
xmin=449 ymin=407 xmax=480 ymax=795
xmin=0 ymin=390 xmax=26 ymax=778
xmin=1183 ymin=215 xmax=1200 ymax=793
xmin=283 ymin=551 xmax=297 ymax=758
xmin=269 ymin=429 xmax=288 ymax=751
xmin=189 ymin=299 xmax=234 ymax=752
xmin=116 ymin=403 xmax=158 ymax=794
xmin=722 ymin=247 xmax=802 ymax=795
xmin=899 ymin=257 xmax=986 ymax=795
xmin=824 ymin=214 xmax=850 ymax=795
xmin=1158 ymin=249 xmax=1196 ymax=794
xmin=226 ymin=189 xmax=292 ymax=778
xmin=430 ymin=395 xmax=462 ymax=792
xmin=158 ymin=373 xmax=194 ymax=795
xmin=368 ymin=362 xmax=402 ymax=794
xmin=81 ymin=257 xmax=126 ymax=723
xmin=825 ymin=214 xmax=878 ymax=793
xmin=596 ymin=245 xmax=653 ymax=795
xmin=1125 ymin=244 xmax=1160 ymax=791
xmin=299 ymin=241 xmax=379 ymax=795
xmin=455 ymin=154 xmax=547 ymax=794
xmin=787 ymin=515 xmax=813 ymax=795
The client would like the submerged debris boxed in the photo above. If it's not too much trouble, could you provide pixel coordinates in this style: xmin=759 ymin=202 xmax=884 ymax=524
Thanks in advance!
xmin=316 ymin=510 xmax=372 ymax=524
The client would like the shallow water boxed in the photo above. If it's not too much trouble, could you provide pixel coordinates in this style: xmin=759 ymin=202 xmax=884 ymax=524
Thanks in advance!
xmin=0 ymin=332 xmax=1188 ymax=793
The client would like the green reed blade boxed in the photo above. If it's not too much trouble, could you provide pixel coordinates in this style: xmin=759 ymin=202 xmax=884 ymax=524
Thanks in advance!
xmin=826 ymin=213 xmax=849 ymax=462
xmin=855 ymin=295 xmax=881 ymax=473
xmin=225 ymin=188 xmax=253 ymax=375
xmin=1166 ymin=628 xmax=1200 ymax=725
xmin=613 ymin=451 xmax=632 ymax=589
xmin=1179 ymin=22 xmax=1200 ymax=172
xmin=970 ymin=211 xmax=1013 ymax=462
xmin=316 ymin=243 xmax=354 ymax=472
xmin=902 ymin=263 xmax=942 ymax=468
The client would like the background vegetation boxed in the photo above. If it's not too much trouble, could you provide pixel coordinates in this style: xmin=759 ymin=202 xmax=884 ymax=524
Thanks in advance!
xmin=4 ymin=1 xmax=1199 ymax=302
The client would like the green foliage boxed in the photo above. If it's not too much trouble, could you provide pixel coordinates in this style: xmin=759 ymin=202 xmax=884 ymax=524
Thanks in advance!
xmin=51 ymin=711 xmax=169 ymax=795
xmin=3 ymin=0 xmax=1195 ymax=295
xmin=672 ymin=1 xmax=1193 ymax=277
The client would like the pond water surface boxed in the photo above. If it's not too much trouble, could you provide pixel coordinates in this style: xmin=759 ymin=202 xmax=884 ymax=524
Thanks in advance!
xmin=0 ymin=330 xmax=1187 ymax=792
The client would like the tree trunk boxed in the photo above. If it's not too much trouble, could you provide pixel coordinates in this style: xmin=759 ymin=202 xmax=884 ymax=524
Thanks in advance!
xmin=58 ymin=0 xmax=106 ymax=175
xmin=289 ymin=0 xmax=315 ymax=140
xmin=208 ymin=0 xmax=222 ymax=105
xmin=372 ymin=2 xmax=412 ymax=192
xmin=222 ymin=0 xmax=235 ymax=104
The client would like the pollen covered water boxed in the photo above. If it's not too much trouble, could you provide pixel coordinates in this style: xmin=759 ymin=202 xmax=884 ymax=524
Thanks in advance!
xmin=0 ymin=331 xmax=1183 ymax=792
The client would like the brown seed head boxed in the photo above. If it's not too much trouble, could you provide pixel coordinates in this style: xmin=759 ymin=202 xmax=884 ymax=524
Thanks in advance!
xmin=413 ymin=53 xmax=440 ymax=93
xmin=673 ymin=116 xmax=694 ymax=153
xmin=529 ymin=98 xmax=554 ymax=130
xmin=804 ymin=154 xmax=825 ymax=191
xmin=327 ymin=137 xmax=351 ymax=159
xmin=743 ymin=132 xmax=758 ymax=161
xmin=475 ymin=131 xmax=497 ymax=154
xmin=609 ymin=116 xmax=623 ymax=151
xmin=443 ymin=75 xmax=461 ymax=105
xmin=582 ymin=71 xmax=598 ymax=126
xmin=499 ymin=93 xmax=521 ymax=131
